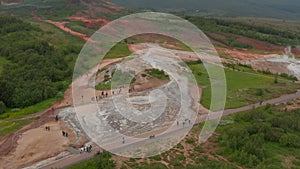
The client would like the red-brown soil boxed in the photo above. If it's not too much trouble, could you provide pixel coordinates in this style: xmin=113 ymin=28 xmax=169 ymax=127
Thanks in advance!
xmin=68 ymin=16 xmax=108 ymax=28
xmin=207 ymin=32 xmax=300 ymax=55
xmin=102 ymin=1 xmax=123 ymax=11
xmin=33 ymin=16 xmax=90 ymax=41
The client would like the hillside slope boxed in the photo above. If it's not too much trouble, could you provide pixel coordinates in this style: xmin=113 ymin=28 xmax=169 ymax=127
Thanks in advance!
xmin=110 ymin=0 xmax=300 ymax=20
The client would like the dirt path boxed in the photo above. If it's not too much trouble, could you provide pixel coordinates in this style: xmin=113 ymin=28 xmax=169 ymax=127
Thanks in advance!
xmin=33 ymin=16 xmax=90 ymax=41
xmin=68 ymin=16 xmax=108 ymax=28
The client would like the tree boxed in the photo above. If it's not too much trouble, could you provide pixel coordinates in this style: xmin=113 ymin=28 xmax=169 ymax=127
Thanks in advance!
xmin=94 ymin=151 xmax=115 ymax=169
xmin=0 ymin=101 xmax=6 ymax=114
xmin=274 ymin=74 xmax=278 ymax=84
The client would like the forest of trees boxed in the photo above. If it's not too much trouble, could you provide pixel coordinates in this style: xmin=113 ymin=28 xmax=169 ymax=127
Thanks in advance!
xmin=218 ymin=106 xmax=300 ymax=168
xmin=0 ymin=15 xmax=76 ymax=108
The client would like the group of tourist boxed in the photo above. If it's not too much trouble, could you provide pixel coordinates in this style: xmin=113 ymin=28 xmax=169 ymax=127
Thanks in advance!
xmin=62 ymin=131 xmax=69 ymax=137
xmin=91 ymin=85 xmax=137 ymax=102
xmin=79 ymin=145 xmax=93 ymax=153
xmin=176 ymin=119 xmax=191 ymax=126
xmin=149 ymin=135 xmax=155 ymax=139
xmin=45 ymin=126 xmax=51 ymax=131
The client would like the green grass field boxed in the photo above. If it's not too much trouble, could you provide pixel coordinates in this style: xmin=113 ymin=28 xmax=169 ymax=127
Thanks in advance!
xmin=0 ymin=98 xmax=55 ymax=138
xmin=104 ymin=43 xmax=131 ymax=59
xmin=187 ymin=62 xmax=300 ymax=109
xmin=0 ymin=117 xmax=38 ymax=138
xmin=0 ymin=98 xmax=55 ymax=120
xmin=95 ymin=82 xmax=112 ymax=90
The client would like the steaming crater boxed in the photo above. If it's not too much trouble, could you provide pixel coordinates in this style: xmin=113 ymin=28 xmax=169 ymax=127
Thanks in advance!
xmin=267 ymin=46 xmax=300 ymax=79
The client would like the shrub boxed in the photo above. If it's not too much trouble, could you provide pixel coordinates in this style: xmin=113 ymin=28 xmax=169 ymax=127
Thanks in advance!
xmin=279 ymin=134 xmax=300 ymax=148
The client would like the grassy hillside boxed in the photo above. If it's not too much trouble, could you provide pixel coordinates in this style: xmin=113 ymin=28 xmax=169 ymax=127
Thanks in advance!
xmin=110 ymin=0 xmax=300 ymax=20
xmin=0 ymin=0 xmax=133 ymax=21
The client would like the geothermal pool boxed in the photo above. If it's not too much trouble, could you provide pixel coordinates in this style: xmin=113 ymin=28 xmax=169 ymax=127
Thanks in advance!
xmin=267 ymin=51 xmax=300 ymax=79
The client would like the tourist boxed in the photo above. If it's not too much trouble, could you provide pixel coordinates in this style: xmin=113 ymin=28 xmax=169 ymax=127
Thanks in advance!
xmin=62 ymin=131 xmax=65 ymax=137
xmin=66 ymin=132 xmax=68 ymax=137
xmin=89 ymin=145 xmax=92 ymax=152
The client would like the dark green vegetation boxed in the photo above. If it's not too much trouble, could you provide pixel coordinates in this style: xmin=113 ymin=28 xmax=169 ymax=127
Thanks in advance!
xmin=1 ymin=0 xmax=128 ymax=21
xmin=186 ymin=61 xmax=300 ymax=109
xmin=217 ymin=106 xmax=300 ymax=168
xmin=183 ymin=16 xmax=300 ymax=47
xmin=146 ymin=69 xmax=169 ymax=80
xmin=224 ymin=18 xmax=300 ymax=34
xmin=0 ymin=101 xmax=6 ymax=114
xmin=0 ymin=15 xmax=82 ymax=108
xmin=67 ymin=151 xmax=115 ymax=169
xmin=111 ymin=0 xmax=300 ymax=20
